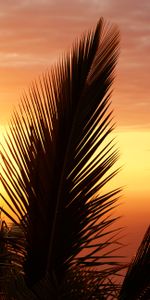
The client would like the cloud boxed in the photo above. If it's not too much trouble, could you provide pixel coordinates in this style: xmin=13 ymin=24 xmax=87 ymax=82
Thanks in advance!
xmin=0 ymin=0 xmax=149 ymax=128
xmin=0 ymin=0 xmax=149 ymax=56
xmin=0 ymin=52 xmax=53 ymax=67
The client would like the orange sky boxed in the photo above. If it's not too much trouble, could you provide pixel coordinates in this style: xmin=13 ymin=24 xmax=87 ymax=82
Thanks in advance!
xmin=0 ymin=0 xmax=150 ymax=262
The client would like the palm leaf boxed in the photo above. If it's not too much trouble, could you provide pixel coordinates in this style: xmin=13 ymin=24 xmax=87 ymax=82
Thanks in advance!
xmin=0 ymin=18 xmax=121 ymax=297
xmin=119 ymin=225 xmax=150 ymax=299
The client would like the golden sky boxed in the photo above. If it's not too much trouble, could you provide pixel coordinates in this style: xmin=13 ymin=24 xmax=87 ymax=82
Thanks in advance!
xmin=0 ymin=0 xmax=150 ymax=261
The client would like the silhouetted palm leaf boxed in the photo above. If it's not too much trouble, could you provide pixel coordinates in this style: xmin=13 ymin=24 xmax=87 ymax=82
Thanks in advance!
xmin=119 ymin=225 xmax=150 ymax=299
xmin=0 ymin=18 xmax=122 ymax=298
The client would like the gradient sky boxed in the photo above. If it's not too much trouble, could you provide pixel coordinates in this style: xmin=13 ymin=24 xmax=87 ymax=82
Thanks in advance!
xmin=0 ymin=0 xmax=150 ymax=261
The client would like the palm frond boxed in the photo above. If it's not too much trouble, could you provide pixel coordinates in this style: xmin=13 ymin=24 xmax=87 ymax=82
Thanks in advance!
xmin=119 ymin=225 xmax=150 ymax=299
xmin=1 ymin=18 xmax=121 ymax=297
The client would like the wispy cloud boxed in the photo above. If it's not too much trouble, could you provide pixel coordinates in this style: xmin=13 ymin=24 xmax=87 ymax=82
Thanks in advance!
xmin=0 ymin=0 xmax=149 ymax=127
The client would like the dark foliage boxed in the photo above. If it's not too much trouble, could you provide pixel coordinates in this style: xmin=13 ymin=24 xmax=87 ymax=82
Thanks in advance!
xmin=1 ymin=18 xmax=149 ymax=299
xmin=119 ymin=225 xmax=150 ymax=299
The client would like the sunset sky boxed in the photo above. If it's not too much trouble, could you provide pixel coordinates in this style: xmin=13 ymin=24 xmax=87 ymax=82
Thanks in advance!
xmin=0 ymin=0 xmax=150 ymax=261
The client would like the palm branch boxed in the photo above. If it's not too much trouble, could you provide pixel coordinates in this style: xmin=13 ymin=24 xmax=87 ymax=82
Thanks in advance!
xmin=0 ymin=18 xmax=123 ymax=298
xmin=119 ymin=225 xmax=150 ymax=299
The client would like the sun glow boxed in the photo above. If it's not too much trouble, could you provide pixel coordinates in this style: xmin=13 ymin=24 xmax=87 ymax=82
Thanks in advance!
xmin=1 ymin=126 xmax=149 ymax=256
